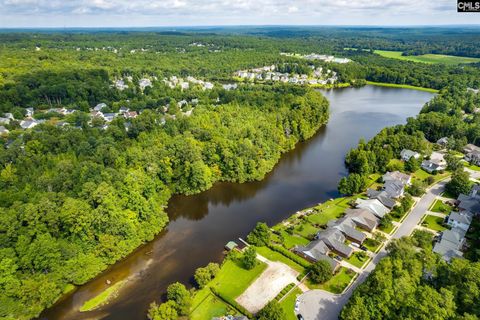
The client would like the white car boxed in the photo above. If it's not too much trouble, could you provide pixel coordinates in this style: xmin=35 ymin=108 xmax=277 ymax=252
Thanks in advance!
xmin=294 ymin=300 xmax=300 ymax=311
xmin=351 ymin=242 xmax=360 ymax=248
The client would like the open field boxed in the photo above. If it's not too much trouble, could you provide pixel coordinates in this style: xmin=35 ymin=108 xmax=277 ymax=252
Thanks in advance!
xmin=374 ymin=50 xmax=480 ymax=65
xmin=191 ymin=291 xmax=233 ymax=320
xmin=236 ymin=261 xmax=299 ymax=313
xmin=255 ymin=246 xmax=306 ymax=273
xmin=366 ymin=81 xmax=439 ymax=93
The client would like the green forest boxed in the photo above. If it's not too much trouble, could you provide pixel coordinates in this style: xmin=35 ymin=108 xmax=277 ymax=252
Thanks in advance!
xmin=1 ymin=28 xmax=480 ymax=319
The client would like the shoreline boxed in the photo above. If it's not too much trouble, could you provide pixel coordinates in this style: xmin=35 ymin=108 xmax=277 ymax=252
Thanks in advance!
xmin=366 ymin=81 xmax=439 ymax=93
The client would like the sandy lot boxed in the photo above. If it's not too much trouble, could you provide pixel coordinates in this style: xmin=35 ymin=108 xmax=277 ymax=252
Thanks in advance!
xmin=236 ymin=260 xmax=299 ymax=313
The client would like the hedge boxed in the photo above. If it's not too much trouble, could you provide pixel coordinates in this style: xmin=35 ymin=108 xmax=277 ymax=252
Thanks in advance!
xmin=210 ymin=287 xmax=253 ymax=319
xmin=267 ymin=244 xmax=311 ymax=268
xmin=274 ymin=283 xmax=295 ymax=301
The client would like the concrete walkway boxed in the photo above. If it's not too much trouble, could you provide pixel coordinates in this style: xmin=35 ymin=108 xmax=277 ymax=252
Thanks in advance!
xmin=296 ymin=179 xmax=449 ymax=320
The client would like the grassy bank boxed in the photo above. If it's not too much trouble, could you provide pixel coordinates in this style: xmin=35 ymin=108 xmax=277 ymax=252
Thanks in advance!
xmin=79 ymin=280 xmax=126 ymax=312
xmin=374 ymin=50 xmax=480 ymax=65
xmin=366 ymin=81 xmax=439 ymax=93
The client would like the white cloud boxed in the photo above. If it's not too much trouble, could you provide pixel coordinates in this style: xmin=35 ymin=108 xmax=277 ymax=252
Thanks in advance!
xmin=0 ymin=0 xmax=477 ymax=27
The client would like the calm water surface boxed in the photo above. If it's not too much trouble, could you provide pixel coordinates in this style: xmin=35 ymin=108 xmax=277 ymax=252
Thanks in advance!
xmin=40 ymin=86 xmax=433 ymax=320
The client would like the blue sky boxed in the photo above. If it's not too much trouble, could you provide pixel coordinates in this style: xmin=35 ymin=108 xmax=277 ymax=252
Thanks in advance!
xmin=0 ymin=0 xmax=478 ymax=27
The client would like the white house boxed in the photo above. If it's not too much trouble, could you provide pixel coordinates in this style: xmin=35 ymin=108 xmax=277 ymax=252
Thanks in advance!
xmin=94 ymin=103 xmax=107 ymax=112
xmin=447 ymin=211 xmax=473 ymax=232
xmin=400 ymin=149 xmax=420 ymax=161
xmin=355 ymin=199 xmax=390 ymax=219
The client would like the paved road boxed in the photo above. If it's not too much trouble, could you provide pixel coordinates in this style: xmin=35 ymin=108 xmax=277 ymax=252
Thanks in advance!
xmin=296 ymin=179 xmax=448 ymax=320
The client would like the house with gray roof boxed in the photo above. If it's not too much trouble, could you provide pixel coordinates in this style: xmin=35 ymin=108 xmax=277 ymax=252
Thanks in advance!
xmin=344 ymin=208 xmax=379 ymax=232
xmin=20 ymin=119 xmax=38 ymax=129
xmin=0 ymin=126 xmax=9 ymax=135
xmin=94 ymin=103 xmax=107 ymax=112
xmin=355 ymin=198 xmax=390 ymax=219
xmin=400 ymin=149 xmax=420 ymax=161
xmin=328 ymin=217 xmax=367 ymax=244
xmin=293 ymin=240 xmax=339 ymax=271
xmin=433 ymin=227 xmax=467 ymax=262
xmin=382 ymin=171 xmax=411 ymax=185
xmin=367 ymin=189 xmax=397 ymax=209
xmin=447 ymin=211 xmax=473 ymax=232
xmin=421 ymin=159 xmax=445 ymax=173
xmin=316 ymin=229 xmax=353 ymax=258
xmin=383 ymin=180 xmax=406 ymax=199
xmin=465 ymin=150 xmax=480 ymax=166
xmin=437 ymin=137 xmax=449 ymax=147
xmin=463 ymin=144 xmax=480 ymax=154
xmin=457 ymin=193 xmax=480 ymax=214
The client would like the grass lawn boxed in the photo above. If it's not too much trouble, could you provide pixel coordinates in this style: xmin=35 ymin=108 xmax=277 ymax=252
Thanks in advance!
xmin=307 ymin=197 xmax=353 ymax=226
xmin=430 ymin=199 xmax=453 ymax=213
xmin=413 ymin=169 xmax=432 ymax=182
xmin=345 ymin=252 xmax=368 ymax=269
xmin=374 ymin=50 xmax=480 ymax=65
xmin=363 ymin=238 xmax=382 ymax=252
xmin=272 ymin=230 xmax=309 ymax=249
xmin=306 ymin=267 xmax=356 ymax=294
xmin=279 ymin=287 xmax=302 ymax=320
xmin=422 ymin=214 xmax=447 ymax=232
xmin=79 ymin=280 xmax=126 ymax=312
xmin=365 ymin=173 xmax=382 ymax=188
xmin=212 ymin=259 xmax=267 ymax=299
xmin=294 ymin=221 xmax=318 ymax=239
xmin=379 ymin=223 xmax=395 ymax=234
xmin=191 ymin=290 xmax=234 ymax=320
xmin=255 ymin=246 xmax=306 ymax=273
xmin=466 ymin=163 xmax=480 ymax=171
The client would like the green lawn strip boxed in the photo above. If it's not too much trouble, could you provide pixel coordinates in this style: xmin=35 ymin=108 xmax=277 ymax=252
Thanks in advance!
xmin=374 ymin=50 xmax=480 ymax=65
xmin=379 ymin=223 xmax=395 ymax=234
xmin=345 ymin=252 xmax=368 ymax=269
xmin=466 ymin=163 xmax=480 ymax=171
xmin=279 ymin=287 xmax=303 ymax=320
xmin=272 ymin=230 xmax=310 ymax=249
xmin=366 ymin=81 xmax=438 ymax=93
xmin=212 ymin=259 xmax=267 ymax=299
xmin=255 ymin=246 xmax=306 ymax=273
xmin=191 ymin=291 xmax=234 ymax=320
xmin=363 ymin=238 xmax=381 ymax=252
xmin=79 ymin=280 xmax=126 ymax=312
xmin=421 ymin=214 xmax=447 ymax=232
xmin=306 ymin=267 xmax=357 ymax=294
xmin=430 ymin=199 xmax=453 ymax=213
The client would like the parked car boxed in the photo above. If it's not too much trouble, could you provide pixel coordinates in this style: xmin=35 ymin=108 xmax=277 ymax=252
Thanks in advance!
xmin=360 ymin=245 xmax=368 ymax=251
xmin=297 ymin=314 xmax=305 ymax=320
xmin=294 ymin=300 xmax=299 ymax=312
xmin=335 ymin=255 xmax=343 ymax=261
xmin=351 ymin=242 xmax=360 ymax=248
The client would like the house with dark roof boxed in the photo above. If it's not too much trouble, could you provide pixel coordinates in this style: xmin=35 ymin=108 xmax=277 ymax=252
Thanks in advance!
xmin=463 ymin=144 xmax=480 ymax=154
xmin=383 ymin=180 xmax=406 ymax=199
xmin=344 ymin=208 xmax=379 ymax=232
xmin=457 ymin=193 xmax=480 ymax=215
xmin=421 ymin=159 xmax=445 ymax=173
xmin=465 ymin=150 xmax=480 ymax=166
xmin=367 ymin=189 xmax=397 ymax=209
xmin=327 ymin=217 xmax=367 ymax=244
xmin=437 ymin=137 xmax=449 ymax=147
xmin=293 ymin=240 xmax=339 ymax=271
xmin=316 ymin=229 xmax=353 ymax=258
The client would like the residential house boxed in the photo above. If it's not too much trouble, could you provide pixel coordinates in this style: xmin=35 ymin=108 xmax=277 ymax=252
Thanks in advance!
xmin=102 ymin=113 xmax=116 ymax=123
xmin=20 ymin=119 xmax=38 ymax=129
xmin=204 ymin=82 xmax=214 ymax=90
xmin=119 ymin=107 xmax=130 ymax=114
xmin=355 ymin=198 xmax=390 ymax=219
xmin=327 ymin=217 xmax=367 ymax=244
xmin=344 ymin=208 xmax=379 ymax=232
xmin=366 ymin=189 xmax=396 ymax=209
xmin=446 ymin=211 xmax=473 ymax=232
xmin=437 ymin=137 xmax=449 ymax=147
xmin=421 ymin=159 xmax=446 ymax=173
xmin=465 ymin=150 xmax=480 ymax=166
xmin=463 ymin=144 xmax=480 ymax=154
xmin=94 ymin=103 xmax=107 ymax=112
xmin=316 ymin=229 xmax=353 ymax=258
xmin=25 ymin=107 xmax=34 ymax=117
xmin=400 ymin=149 xmax=420 ymax=161
xmin=0 ymin=117 xmax=10 ymax=125
xmin=294 ymin=240 xmax=339 ymax=271
xmin=433 ymin=227 xmax=467 ymax=262
xmin=139 ymin=78 xmax=152 ymax=90
xmin=383 ymin=180 xmax=406 ymax=199
xmin=0 ymin=126 xmax=9 ymax=135
xmin=457 ymin=193 xmax=480 ymax=214
xmin=4 ymin=113 xmax=14 ymax=120
xmin=382 ymin=171 xmax=412 ymax=185
xmin=124 ymin=111 xmax=138 ymax=119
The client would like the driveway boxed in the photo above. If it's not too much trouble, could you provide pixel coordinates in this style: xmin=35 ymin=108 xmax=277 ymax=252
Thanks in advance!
xmin=296 ymin=179 xmax=448 ymax=320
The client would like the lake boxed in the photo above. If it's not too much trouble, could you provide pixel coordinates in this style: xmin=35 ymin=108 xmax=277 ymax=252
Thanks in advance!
xmin=40 ymin=85 xmax=434 ymax=320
